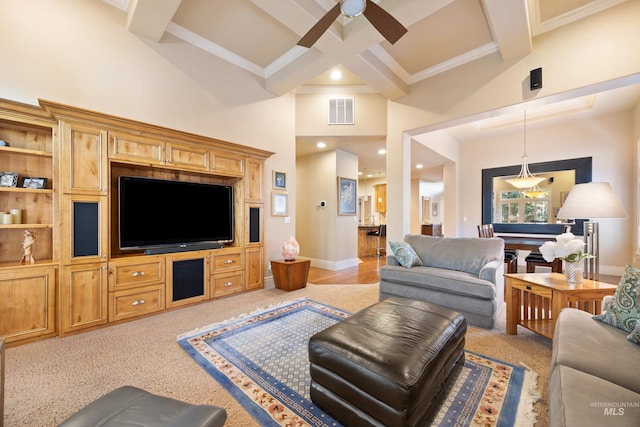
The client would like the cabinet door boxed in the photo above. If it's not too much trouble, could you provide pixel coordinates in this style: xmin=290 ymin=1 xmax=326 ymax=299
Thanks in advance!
xmin=60 ymin=262 xmax=108 ymax=334
xmin=166 ymin=252 xmax=209 ymax=308
xmin=245 ymin=158 xmax=263 ymax=202
xmin=374 ymin=184 xmax=386 ymax=213
xmin=60 ymin=121 xmax=108 ymax=195
xmin=165 ymin=143 xmax=208 ymax=172
xmin=245 ymin=246 xmax=263 ymax=291
xmin=211 ymin=151 xmax=244 ymax=177
xmin=0 ymin=266 xmax=56 ymax=344
xmin=109 ymin=131 xmax=164 ymax=166
xmin=61 ymin=195 xmax=109 ymax=265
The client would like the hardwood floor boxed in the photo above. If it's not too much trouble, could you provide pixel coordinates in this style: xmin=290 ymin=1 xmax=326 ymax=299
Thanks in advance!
xmin=307 ymin=256 xmax=386 ymax=284
xmin=307 ymin=256 xmax=621 ymax=285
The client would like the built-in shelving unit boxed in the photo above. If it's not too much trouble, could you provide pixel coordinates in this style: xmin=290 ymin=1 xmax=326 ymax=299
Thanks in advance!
xmin=0 ymin=97 xmax=273 ymax=346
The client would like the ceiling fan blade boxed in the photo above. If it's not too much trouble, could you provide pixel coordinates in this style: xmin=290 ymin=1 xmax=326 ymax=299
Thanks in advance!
xmin=363 ymin=0 xmax=408 ymax=44
xmin=297 ymin=3 xmax=342 ymax=48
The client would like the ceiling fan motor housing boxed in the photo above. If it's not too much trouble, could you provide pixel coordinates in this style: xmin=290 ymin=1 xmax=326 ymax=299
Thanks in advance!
xmin=341 ymin=0 xmax=367 ymax=18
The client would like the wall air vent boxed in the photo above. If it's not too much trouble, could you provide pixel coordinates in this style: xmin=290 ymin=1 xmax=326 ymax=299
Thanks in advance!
xmin=328 ymin=97 xmax=354 ymax=125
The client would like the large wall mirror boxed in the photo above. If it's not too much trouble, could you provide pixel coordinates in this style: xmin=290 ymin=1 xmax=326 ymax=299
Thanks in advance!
xmin=482 ymin=157 xmax=592 ymax=235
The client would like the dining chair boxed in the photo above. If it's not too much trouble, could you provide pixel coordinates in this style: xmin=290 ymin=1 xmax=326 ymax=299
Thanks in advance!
xmin=477 ymin=224 xmax=518 ymax=273
xmin=525 ymin=224 xmax=571 ymax=273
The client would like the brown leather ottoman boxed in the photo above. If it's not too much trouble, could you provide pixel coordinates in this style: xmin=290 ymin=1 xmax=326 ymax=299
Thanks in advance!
xmin=308 ymin=297 xmax=467 ymax=427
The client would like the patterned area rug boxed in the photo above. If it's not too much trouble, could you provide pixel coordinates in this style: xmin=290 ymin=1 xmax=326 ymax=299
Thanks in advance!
xmin=178 ymin=298 xmax=539 ymax=427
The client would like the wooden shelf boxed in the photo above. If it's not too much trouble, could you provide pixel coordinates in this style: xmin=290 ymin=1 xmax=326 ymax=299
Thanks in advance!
xmin=519 ymin=319 xmax=554 ymax=339
xmin=0 ymin=259 xmax=56 ymax=270
xmin=0 ymin=187 xmax=52 ymax=194
xmin=0 ymin=224 xmax=53 ymax=229
xmin=0 ymin=145 xmax=52 ymax=157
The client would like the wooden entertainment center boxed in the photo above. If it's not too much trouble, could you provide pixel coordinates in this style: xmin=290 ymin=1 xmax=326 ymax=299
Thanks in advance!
xmin=0 ymin=98 xmax=273 ymax=345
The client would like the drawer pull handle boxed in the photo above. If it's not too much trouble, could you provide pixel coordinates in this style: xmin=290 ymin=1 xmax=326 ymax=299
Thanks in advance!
xmin=131 ymin=299 xmax=145 ymax=306
xmin=526 ymin=285 xmax=532 ymax=290
xmin=132 ymin=271 xmax=146 ymax=277
xmin=224 ymin=281 xmax=233 ymax=287
xmin=224 ymin=259 xmax=234 ymax=264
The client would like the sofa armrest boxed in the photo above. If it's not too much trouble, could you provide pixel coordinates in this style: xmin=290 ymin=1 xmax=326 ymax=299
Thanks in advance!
xmin=386 ymin=255 xmax=400 ymax=266
xmin=478 ymin=260 xmax=501 ymax=284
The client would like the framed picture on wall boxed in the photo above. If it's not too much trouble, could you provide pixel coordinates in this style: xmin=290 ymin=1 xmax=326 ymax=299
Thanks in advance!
xmin=337 ymin=176 xmax=357 ymax=215
xmin=273 ymin=171 xmax=287 ymax=190
xmin=272 ymin=191 xmax=288 ymax=216
xmin=432 ymin=202 xmax=439 ymax=217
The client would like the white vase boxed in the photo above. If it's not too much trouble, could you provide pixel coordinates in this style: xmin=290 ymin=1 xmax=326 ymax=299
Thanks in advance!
xmin=563 ymin=260 xmax=584 ymax=284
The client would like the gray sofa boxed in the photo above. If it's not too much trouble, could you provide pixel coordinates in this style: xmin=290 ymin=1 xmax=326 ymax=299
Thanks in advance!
xmin=550 ymin=306 xmax=640 ymax=426
xmin=379 ymin=234 xmax=504 ymax=329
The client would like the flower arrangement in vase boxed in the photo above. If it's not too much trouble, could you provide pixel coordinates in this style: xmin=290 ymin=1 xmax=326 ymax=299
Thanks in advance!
xmin=538 ymin=232 xmax=593 ymax=284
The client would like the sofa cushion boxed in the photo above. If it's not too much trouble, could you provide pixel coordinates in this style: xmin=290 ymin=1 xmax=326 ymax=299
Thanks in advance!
xmin=388 ymin=241 xmax=423 ymax=268
xmin=549 ymin=365 xmax=640 ymax=427
xmin=404 ymin=235 xmax=503 ymax=276
xmin=380 ymin=265 xmax=496 ymax=300
xmin=593 ymin=264 xmax=640 ymax=337
xmin=552 ymin=308 xmax=640 ymax=394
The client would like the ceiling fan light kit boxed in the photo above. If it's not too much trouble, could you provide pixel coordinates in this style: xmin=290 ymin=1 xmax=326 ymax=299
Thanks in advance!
xmin=341 ymin=0 xmax=366 ymax=17
xmin=297 ymin=0 xmax=408 ymax=48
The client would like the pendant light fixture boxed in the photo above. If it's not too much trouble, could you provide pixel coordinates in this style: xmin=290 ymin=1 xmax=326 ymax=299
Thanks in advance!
xmin=522 ymin=183 xmax=547 ymax=199
xmin=505 ymin=111 xmax=545 ymax=189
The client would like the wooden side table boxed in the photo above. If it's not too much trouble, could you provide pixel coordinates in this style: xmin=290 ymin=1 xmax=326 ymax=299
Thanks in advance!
xmin=271 ymin=259 xmax=311 ymax=291
xmin=505 ymin=273 xmax=618 ymax=339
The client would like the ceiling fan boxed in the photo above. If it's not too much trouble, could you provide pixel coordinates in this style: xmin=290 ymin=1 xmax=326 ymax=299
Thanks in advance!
xmin=297 ymin=0 xmax=408 ymax=48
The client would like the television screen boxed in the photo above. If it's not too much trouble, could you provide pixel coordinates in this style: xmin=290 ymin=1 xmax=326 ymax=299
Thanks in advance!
xmin=118 ymin=176 xmax=234 ymax=250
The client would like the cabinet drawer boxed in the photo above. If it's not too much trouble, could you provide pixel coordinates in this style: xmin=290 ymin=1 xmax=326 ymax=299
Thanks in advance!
xmin=211 ymin=251 xmax=243 ymax=273
xmin=109 ymin=256 xmax=165 ymax=291
xmin=109 ymin=284 xmax=164 ymax=321
xmin=510 ymin=280 xmax=553 ymax=298
xmin=211 ymin=273 xmax=243 ymax=297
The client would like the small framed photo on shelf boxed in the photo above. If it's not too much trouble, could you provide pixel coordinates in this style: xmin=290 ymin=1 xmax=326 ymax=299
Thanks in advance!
xmin=20 ymin=177 xmax=47 ymax=189
xmin=273 ymin=170 xmax=287 ymax=190
xmin=272 ymin=191 xmax=288 ymax=216
xmin=0 ymin=172 xmax=18 ymax=187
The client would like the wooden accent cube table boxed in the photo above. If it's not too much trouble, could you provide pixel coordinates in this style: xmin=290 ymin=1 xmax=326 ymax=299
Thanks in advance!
xmin=271 ymin=259 xmax=311 ymax=292
xmin=505 ymin=273 xmax=618 ymax=339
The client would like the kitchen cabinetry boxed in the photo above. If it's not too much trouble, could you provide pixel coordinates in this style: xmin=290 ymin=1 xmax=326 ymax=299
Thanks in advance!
xmin=374 ymin=183 xmax=386 ymax=213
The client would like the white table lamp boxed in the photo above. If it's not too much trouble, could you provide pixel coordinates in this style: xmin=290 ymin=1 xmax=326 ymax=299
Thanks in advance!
xmin=556 ymin=182 xmax=627 ymax=280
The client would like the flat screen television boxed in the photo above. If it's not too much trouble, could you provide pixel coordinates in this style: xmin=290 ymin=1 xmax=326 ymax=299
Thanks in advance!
xmin=118 ymin=176 xmax=234 ymax=252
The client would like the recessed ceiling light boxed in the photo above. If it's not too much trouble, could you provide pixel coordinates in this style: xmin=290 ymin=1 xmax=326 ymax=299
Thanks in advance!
xmin=416 ymin=164 xmax=424 ymax=169
xmin=378 ymin=148 xmax=386 ymax=155
xmin=358 ymin=171 xmax=363 ymax=175
xmin=317 ymin=141 xmax=326 ymax=148
xmin=330 ymin=69 xmax=342 ymax=80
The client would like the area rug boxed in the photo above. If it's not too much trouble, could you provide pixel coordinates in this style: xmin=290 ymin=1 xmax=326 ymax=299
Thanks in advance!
xmin=178 ymin=298 xmax=539 ymax=427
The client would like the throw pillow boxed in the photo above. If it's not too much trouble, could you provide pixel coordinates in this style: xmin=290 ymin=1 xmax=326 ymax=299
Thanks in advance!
xmin=593 ymin=264 xmax=640 ymax=337
xmin=389 ymin=241 xmax=423 ymax=268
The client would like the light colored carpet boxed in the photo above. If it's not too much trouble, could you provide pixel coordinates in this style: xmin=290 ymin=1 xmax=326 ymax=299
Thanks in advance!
xmin=3 ymin=284 xmax=551 ymax=427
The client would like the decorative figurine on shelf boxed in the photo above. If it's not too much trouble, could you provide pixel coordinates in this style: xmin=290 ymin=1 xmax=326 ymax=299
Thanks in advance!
xmin=282 ymin=236 xmax=300 ymax=261
xmin=20 ymin=230 xmax=36 ymax=265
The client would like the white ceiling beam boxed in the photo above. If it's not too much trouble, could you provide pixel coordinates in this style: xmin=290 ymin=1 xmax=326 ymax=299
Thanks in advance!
xmin=482 ymin=0 xmax=532 ymax=61
xmin=126 ymin=0 xmax=182 ymax=42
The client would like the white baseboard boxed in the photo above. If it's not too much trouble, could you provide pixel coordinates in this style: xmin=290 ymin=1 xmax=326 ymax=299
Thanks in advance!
xmin=309 ymin=257 xmax=360 ymax=271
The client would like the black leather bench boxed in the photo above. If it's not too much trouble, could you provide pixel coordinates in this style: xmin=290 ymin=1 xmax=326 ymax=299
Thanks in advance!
xmin=309 ymin=297 xmax=467 ymax=427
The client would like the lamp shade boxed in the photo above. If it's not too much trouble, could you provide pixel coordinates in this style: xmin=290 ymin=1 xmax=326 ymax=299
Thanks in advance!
xmin=556 ymin=182 xmax=627 ymax=219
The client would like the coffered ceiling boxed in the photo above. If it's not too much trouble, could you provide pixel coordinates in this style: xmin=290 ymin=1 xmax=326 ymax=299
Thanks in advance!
xmin=103 ymin=0 xmax=635 ymax=180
